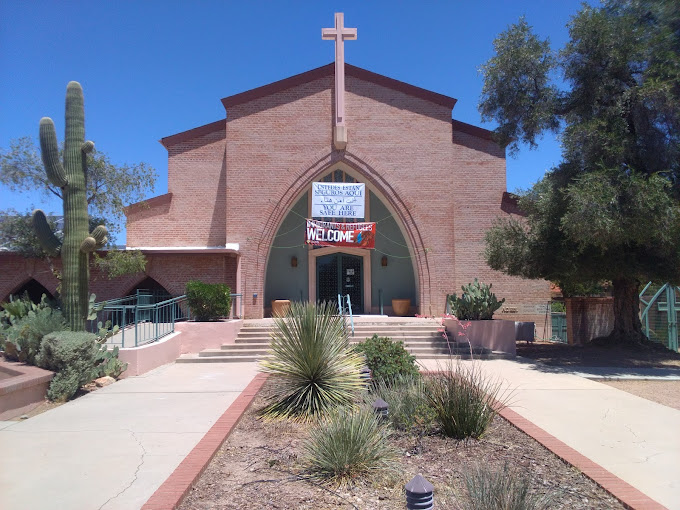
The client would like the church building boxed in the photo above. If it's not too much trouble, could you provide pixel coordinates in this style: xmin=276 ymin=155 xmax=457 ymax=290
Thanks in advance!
xmin=1 ymin=14 xmax=549 ymax=327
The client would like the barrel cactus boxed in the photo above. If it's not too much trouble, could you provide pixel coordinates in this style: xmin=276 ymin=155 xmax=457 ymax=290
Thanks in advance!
xmin=448 ymin=279 xmax=505 ymax=320
xmin=32 ymin=82 xmax=107 ymax=330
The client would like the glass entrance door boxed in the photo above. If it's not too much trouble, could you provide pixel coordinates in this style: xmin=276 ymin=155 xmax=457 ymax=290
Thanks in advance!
xmin=316 ymin=253 xmax=363 ymax=311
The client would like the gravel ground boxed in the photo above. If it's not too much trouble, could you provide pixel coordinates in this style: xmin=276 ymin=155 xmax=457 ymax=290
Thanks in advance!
xmin=179 ymin=381 xmax=623 ymax=510
xmin=598 ymin=380 xmax=680 ymax=410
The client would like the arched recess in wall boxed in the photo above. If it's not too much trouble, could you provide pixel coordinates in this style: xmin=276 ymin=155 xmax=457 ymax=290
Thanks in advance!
xmin=5 ymin=278 xmax=55 ymax=304
xmin=124 ymin=276 xmax=173 ymax=303
xmin=262 ymin=154 xmax=420 ymax=316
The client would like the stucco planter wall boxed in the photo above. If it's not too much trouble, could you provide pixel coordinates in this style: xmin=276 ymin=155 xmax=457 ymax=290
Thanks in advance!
xmin=0 ymin=360 xmax=54 ymax=420
xmin=118 ymin=319 xmax=243 ymax=378
xmin=443 ymin=318 xmax=516 ymax=356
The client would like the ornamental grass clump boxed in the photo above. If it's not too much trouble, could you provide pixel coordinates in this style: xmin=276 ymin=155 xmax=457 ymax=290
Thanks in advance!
xmin=304 ymin=406 xmax=397 ymax=484
xmin=426 ymin=361 xmax=510 ymax=440
xmin=462 ymin=462 xmax=554 ymax=510
xmin=259 ymin=301 xmax=365 ymax=421
xmin=368 ymin=375 xmax=435 ymax=433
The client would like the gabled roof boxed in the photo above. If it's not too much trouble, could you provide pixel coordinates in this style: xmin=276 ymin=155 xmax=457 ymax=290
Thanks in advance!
xmin=160 ymin=64 xmax=505 ymax=149
xmin=220 ymin=63 xmax=458 ymax=110
xmin=160 ymin=119 xmax=225 ymax=148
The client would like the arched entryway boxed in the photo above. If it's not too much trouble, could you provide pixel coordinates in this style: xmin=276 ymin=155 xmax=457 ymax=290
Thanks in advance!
xmin=7 ymin=278 xmax=55 ymax=304
xmin=263 ymin=162 xmax=417 ymax=316
xmin=125 ymin=276 xmax=173 ymax=304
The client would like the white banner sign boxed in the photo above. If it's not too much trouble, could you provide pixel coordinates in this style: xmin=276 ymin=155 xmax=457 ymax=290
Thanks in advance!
xmin=311 ymin=182 xmax=365 ymax=218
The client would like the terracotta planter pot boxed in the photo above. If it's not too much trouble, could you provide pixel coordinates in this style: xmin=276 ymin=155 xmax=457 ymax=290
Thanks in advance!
xmin=391 ymin=298 xmax=411 ymax=316
xmin=271 ymin=300 xmax=291 ymax=317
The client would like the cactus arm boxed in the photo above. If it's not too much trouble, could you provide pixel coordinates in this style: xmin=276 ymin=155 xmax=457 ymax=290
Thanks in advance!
xmin=32 ymin=209 xmax=62 ymax=256
xmin=39 ymin=118 xmax=68 ymax=188
xmin=81 ymin=141 xmax=94 ymax=153
xmin=80 ymin=225 xmax=108 ymax=252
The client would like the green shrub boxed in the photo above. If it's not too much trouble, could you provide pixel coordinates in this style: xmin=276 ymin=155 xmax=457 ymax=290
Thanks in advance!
xmin=185 ymin=280 xmax=231 ymax=321
xmin=368 ymin=375 xmax=435 ymax=432
xmin=426 ymin=361 xmax=509 ymax=440
xmin=2 ymin=307 xmax=67 ymax=364
xmin=37 ymin=331 xmax=99 ymax=402
xmin=355 ymin=334 xmax=420 ymax=385
xmin=462 ymin=462 xmax=553 ymax=510
xmin=550 ymin=301 xmax=566 ymax=313
xmin=304 ymin=406 xmax=397 ymax=483
xmin=93 ymin=345 xmax=128 ymax=379
xmin=259 ymin=301 xmax=365 ymax=421
xmin=448 ymin=279 xmax=505 ymax=320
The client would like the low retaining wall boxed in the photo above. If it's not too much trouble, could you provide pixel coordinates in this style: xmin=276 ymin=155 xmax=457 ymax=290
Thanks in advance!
xmin=443 ymin=318 xmax=516 ymax=356
xmin=118 ymin=320 xmax=243 ymax=378
xmin=0 ymin=360 xmax=54 ymax=420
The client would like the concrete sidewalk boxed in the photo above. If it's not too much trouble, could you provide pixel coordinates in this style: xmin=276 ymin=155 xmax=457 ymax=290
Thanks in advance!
xmin=0 ymin=362 xmax=259 ymax=510
xmin=419 ymin=358 xmax=680 ymax=510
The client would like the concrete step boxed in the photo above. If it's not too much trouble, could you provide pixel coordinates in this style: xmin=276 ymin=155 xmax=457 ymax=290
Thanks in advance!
xmin=235 ymin=337 xmax=274 ymax=344
xmin=238 ymin=331 xmax=274 ymax=337
xmin=177 ymin=353 xmax=271 ymax=363
xmin=221 ymin=343 xmax=271 ymax=350
xmin=200 ymin=348 xmax=270 ymax=357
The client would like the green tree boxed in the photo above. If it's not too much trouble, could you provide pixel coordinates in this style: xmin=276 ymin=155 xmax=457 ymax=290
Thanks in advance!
xmin=0 ymin=135 xmax=156 ymax=240
xmin=480 ymin=0 xmax=680 ymax=345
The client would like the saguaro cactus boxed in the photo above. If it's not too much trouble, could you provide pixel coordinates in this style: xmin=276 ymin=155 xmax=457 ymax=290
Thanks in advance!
xmin=33 ymin=81 xmax=107 ymax=330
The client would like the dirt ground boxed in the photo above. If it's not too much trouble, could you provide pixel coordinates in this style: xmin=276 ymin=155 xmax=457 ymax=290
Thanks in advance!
xmin=179 ymin=382 xmax=623 ymax=510
xmin=516 ymin=340 xmax=680 ymax=368
xmin=599 ymin=379 xmax=680 ymax=410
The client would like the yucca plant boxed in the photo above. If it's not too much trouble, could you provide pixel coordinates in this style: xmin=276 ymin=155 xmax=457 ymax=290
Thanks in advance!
xmin=259 ymin=301 xmax=365 ymax=421
xmin=304 ymin=406 xmax=397 ymax=483
xmin=462 ymin=462 xmax=554 ymax=510
xmin=426 ymin=361 xmax=509 ymax=440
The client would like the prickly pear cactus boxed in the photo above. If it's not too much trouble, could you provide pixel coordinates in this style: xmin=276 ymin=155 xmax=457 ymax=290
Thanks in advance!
xmin=33 ymin=82 xmax=107 ymax=330
xmin=448 ymin=278 xmax=505 ymax=320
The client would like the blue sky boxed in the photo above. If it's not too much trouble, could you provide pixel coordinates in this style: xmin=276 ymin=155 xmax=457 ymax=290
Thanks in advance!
xmin=1 ymin=0 xmax=589 ymax=236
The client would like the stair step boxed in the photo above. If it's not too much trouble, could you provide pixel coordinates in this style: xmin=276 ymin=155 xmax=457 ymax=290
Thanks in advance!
xmin=200 ymin=349 xmax=270 ymax=357
xmin=177 ymin=353 xmax=271 ymax=363
xmin=221 ymin=343 xmax=271 ymax=350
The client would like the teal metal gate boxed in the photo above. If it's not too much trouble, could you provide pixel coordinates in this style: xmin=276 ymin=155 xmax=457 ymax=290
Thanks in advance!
xmin=551 ymin=313 xmax=568 ymax=343
xmin=640 ymin=283 xmax=679 ymax=351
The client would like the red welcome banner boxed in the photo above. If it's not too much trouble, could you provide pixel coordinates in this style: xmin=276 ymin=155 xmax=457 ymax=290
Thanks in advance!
xmin=305 ymin=219 xmax=376 ymax=249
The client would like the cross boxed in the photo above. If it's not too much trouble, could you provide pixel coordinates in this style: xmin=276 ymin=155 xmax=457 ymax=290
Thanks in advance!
xmin=322 ymin=13 xmax=357 ymax=149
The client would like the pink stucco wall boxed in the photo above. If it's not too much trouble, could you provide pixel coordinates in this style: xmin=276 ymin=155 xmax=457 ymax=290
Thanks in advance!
xmin=0 ymin=360 xmax=54 ymax=420
xmin=117 ymin=320 xmax=243 ymax=378
xmin=443 ymin=318 xmax=516 ymax=356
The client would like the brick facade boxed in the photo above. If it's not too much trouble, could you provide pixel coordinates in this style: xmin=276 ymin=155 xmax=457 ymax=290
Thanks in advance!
xmin=0 ymin=252 xmax=238 ymax=304
xmin=7 ymin=63 xmax=550 ymax=328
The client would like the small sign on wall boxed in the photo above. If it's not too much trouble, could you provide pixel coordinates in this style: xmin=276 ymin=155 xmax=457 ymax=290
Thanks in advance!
xmin=312 ymin=182 xmax=365 ymax=218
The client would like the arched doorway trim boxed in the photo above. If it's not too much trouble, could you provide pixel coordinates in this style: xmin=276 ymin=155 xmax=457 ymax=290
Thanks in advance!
xmin=257 ymin=147 xmax=430 ymax=317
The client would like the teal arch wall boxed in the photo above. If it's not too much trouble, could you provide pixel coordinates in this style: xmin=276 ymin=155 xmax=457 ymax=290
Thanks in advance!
xmin=368 ymin=191 xmax=416 ymax=308
xmin=264 ymin=195 xmax=309 ymax=304
xmin=263 ymin=189 xmax=416 ymax=312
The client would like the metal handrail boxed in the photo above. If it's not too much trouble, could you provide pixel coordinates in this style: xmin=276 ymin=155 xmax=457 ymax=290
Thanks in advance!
xmin=336 ymin=293 xmax=354 ymax=336
xmin=90 ymin=292 xmax=242 ymax=348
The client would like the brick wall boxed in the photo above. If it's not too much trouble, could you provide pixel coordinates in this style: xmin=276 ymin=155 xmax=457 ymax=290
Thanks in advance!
xmin=0 ymin=252 xmax=238 ymax=304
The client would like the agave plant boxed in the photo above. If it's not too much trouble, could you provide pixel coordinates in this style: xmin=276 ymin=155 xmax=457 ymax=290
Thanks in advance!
xmin=259 ymin=301 xmax=365 ymax=421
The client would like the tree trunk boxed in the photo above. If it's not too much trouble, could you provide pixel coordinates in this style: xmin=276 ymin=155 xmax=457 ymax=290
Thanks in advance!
xmin=607 ymin=277 xmax=646 ymax=344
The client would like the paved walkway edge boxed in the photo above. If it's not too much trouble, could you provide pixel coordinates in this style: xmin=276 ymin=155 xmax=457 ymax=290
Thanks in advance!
xmin=141 ymin=373 xmax=269 ymax=510
xmin=499 ymin=407 xmax=668 ymax=510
